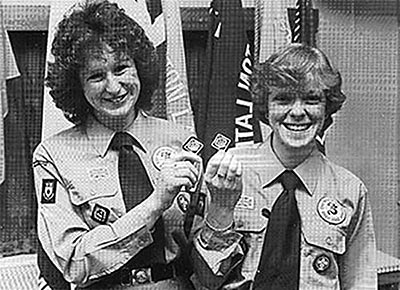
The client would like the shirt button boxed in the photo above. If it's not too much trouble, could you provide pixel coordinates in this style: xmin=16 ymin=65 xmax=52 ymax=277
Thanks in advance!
xmin=236 ymin=220 xmax=244 ymax=228
xmin=138 ymin=237 xmax=148 ymax=247
xmin=325 ymin=236 xmax=333 ymax=245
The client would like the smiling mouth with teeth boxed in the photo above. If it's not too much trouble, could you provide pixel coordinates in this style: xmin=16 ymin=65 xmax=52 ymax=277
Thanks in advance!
xmin=105 ymin=94 xmax=127 ymax=103
xmin=284 ymin=123 xmax=312 ymax=131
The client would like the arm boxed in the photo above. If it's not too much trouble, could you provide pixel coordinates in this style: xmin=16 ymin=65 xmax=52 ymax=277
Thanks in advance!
xmin=192 ymin=151 xmax=245 ymax=289
xmin=339 ymin=184 xmax=377 ymax=290
xmin=34 ymin=144 xmax=201 ymax=286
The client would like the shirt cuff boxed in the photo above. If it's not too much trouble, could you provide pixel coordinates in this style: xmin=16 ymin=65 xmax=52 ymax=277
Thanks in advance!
xmin=194 ymin=226 xmax=243 ymax=275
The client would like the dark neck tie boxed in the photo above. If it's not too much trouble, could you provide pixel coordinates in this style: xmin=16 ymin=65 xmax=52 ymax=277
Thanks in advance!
xmin=253 ymin=170 xmax=301 ymax=290
xmin=110 ymin=132 xmax=153 ymax=208
xmin=110 ymin=132 xmax=166 ymax=267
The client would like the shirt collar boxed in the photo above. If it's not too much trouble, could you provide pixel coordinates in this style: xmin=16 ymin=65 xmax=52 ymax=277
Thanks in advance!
xmin=260 ymin=134 xmax=324 ymax=196
xmin=86 ymin=110 xmax=149 ymax=157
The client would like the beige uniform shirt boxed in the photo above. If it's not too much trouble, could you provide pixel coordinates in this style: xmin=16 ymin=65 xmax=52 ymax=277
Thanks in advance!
xmin=193 ymin=135 xmax=377 ymax=290
xmin=33 ymin=111 xmax=203 ymax=288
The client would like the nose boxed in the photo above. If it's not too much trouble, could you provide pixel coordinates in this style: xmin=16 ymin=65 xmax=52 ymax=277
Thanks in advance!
xmin=105 ymin=73 xmax=121 ymax=94
xmin=288 ymin=99 xmax=306 ymax=120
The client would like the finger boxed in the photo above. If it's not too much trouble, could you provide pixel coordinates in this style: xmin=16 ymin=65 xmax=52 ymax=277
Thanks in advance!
xmin=205 ymin=150 xmax=225 ymax=178
xmin=172 ymin=177 xmax=194 ymax=190
xmin=216 ymin=152 xmax=233 ymax=179
xmin=171 ymin=150 xmax=202 ymax=164
xmin=236 ymin=161 xmax=243 ymax=177
xmin=225 ymin=156 xmax=239 ymax=182
xmin=174 ymin=160 xmax=200 ymax=180
xmin=174 ymin=166 xmax=198 ymax=185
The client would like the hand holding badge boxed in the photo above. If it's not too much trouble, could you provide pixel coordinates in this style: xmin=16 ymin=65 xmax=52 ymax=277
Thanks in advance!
xmin=204 ymin=133 xmax=242 ymax=210
xmin=156 ymin=138 xmax=202 ymax=209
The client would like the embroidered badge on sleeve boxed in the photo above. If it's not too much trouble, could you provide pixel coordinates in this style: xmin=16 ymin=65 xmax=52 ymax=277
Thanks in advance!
xmin=41 ymin=179 xmax=57 ymax=204
xmin=91 ymin=204 xmax=110 ymax=224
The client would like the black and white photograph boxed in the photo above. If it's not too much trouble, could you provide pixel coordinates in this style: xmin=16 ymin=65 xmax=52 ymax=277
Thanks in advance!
xmin=0 ymin=0 xmax=398 ymax=289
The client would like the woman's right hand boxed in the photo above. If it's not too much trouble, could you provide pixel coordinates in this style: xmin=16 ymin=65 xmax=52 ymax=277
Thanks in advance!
xmin=155 ymin=151 xmax=202 ymax=210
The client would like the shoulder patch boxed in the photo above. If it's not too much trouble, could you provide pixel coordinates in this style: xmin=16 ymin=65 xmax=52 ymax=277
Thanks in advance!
xmin=41 ymin=179 xmax=57 ymax=204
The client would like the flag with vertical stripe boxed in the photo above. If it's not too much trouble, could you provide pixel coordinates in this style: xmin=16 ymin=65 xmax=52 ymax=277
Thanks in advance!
xmin=197 ymin=0 xmax=261 ymax=162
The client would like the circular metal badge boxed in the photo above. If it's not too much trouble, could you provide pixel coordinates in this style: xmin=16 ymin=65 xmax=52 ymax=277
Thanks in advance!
xmin=317 ymin=197 xmax=346 ymax=225
xmin=151 ymin=146 xmax=176 ymax=171
xmin=313 ymin=254 xmax=331 ymax=274
xmin=133 ymin=269 xmax=149 ymax=284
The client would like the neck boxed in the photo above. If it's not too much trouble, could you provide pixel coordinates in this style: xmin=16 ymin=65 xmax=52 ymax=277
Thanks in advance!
xmin=271 ymin=134 xmax=315 ymax=169
xmin=94 ymin=110 xmax=137 ymax=132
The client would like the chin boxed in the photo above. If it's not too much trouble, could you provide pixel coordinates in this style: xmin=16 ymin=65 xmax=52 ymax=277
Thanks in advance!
xmin=280 ymin=132 xmax=316 ymax=149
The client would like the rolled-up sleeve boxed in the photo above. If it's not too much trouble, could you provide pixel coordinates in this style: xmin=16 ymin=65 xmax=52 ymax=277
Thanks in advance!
xmin=339 ymin=184 xmax=377 ymax=289
xmin=192 ymin=224 xmax=244 ymax=289
xmin=34 ymin=144 xmax=161 ymax=286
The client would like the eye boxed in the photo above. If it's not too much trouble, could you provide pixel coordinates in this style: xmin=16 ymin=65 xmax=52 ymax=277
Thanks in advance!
xmin=86 ymin=72 xmax=104 ymax=82
xmin=272 ymin=93 xmax=293 ymax=105
xmin=304 ymin=94 xmax=323 ymax=105
xmin=114 ymin=64 xmax=130 ymax=76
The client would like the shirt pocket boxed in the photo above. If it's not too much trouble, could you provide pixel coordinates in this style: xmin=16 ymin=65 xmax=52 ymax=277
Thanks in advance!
xmin=234 ymin=208 xmax=268 ymax=281
xmin=300 ymin=225 xmax=345 ymax=290
xmin=67 ymin=174 xmax=121 ymax=229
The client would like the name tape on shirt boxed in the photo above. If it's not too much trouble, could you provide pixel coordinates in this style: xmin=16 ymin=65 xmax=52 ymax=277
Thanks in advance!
xmin=236 ymin=195 xmax=255 ymax=210
xmin=41 ymin=179 xmax=57 ymax=204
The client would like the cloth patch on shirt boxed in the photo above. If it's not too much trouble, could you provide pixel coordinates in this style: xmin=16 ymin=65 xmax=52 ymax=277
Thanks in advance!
xmin=195 ymin=192 xmax=206 ymax=217
xmin=152 ymin=146 xmax=176 ymax=171
xmin=182 ymin=136 xmax=204 ymax=155
xmin=313 ymin=254 xmax=331 ymax=274
xmin=177 ymin=193 xmax=190 ymax=213
xmin=41 ymin=179 xmax=57 ymax=204
xmin=317 ymin=197 xmax=346 ymax=225
xmin=211 ymin=133 xmax=231 ymax=151
xmin=236 ymin=195 xmax=255 ymax=210
xmin=91 ymin=204 xmax=110 ymax=224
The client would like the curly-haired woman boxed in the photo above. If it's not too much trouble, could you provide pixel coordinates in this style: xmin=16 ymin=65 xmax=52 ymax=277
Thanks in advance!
xmin=33 ymin=1 xmax=206 ymax=289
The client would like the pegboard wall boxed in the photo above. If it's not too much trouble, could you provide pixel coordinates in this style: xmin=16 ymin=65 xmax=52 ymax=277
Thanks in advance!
xmin=315 ymin=0 xmax=399 ymax=256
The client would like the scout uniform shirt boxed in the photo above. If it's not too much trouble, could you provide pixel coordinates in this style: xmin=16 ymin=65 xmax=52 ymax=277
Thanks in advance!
xmin=193 ymin=134 xmax=377 ymax=290
xmin=33 ymin=111 xmax=204 ymax=288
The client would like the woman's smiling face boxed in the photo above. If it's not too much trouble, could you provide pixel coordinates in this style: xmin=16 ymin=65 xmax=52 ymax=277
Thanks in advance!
xmin=268 ymin=86 xmax=326 ymax=150
xmin=80 ymin=45 xmax=141 ymax=124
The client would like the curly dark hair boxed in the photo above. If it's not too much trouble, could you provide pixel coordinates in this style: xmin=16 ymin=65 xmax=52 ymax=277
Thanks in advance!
xmin=46 ymin=0 xmax=159 ymax=125
xmin=251 ymin=44 xmax=346 ymax=133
